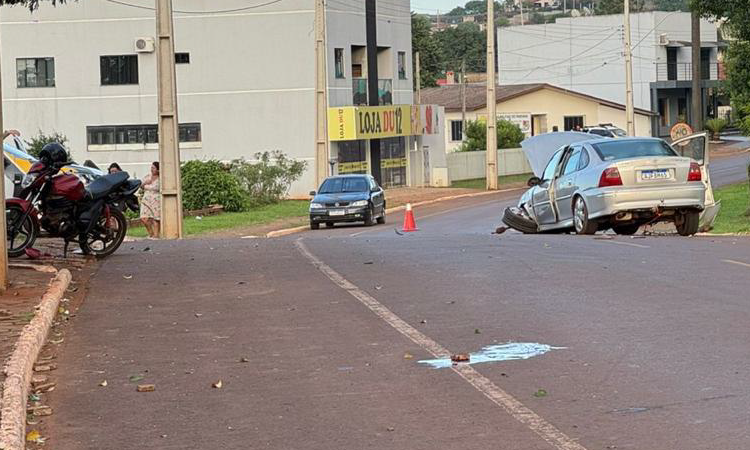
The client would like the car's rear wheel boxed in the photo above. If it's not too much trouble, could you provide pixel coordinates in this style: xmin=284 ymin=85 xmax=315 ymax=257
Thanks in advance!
xmin=675 ymin=211 xmax=700 ymax=236
xmin=310 ymin=222 xmax=320 ymax=230
xmin=502 ymin=207 xmax=538 ymax=234
xmin=573 ymin=197 xmax=598 ymax=235
xmin=612 ymin=223 xmax=641 ymax=235
xmin=325 ymin=222 xmax=335 ymax=228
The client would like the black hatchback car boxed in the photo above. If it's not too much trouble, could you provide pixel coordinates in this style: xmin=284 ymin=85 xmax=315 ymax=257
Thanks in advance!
xmin=309 ymin=175 xmax=386 ymax=229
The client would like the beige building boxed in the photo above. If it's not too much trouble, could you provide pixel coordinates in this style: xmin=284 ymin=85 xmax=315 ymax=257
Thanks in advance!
xmin=421 ymin=83 xmax=656 ymax=153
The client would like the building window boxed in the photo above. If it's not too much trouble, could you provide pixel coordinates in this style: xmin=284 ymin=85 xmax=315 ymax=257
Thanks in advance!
xmin=398 ymin=51 xmax=407 ymax=80
xmin=175 ymin=52 xmax=190 ymax=64
xmin=334 ymin=48 xmax=345 ymax=79
xmin=16 ymin=58 xmax=55 ymax=88
xmin=564 ymin=116 xmax=584 ymax=131
xmin=100 ymin=55 xmax=139 ymax=85
xmin=658 ymin=98 xmax=669 ymax=127
xmin=450 ymin=120 xmax=463 ymax=141
xmin=86 ymin=123 xmax=201 ymax=146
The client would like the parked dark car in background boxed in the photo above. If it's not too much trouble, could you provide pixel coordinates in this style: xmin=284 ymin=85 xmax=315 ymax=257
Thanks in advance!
xmin=309 ymin=175 xmax=385 ymax=229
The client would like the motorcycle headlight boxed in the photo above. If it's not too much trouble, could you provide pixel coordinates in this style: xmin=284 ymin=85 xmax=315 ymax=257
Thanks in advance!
xmin=351 ymin=200 xmax=368 ymax=207
xmin=310 ymin=202 xmax=324 ymax=210
xmin=21 ymin=173 xmax=38 ymax=189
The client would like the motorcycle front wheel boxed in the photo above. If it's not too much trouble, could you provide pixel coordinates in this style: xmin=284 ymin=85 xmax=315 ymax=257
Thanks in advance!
xmin=6 ymin=204 xmax=39 ymax=258
xmin=79 ymin=208 xmax=128 ymax=259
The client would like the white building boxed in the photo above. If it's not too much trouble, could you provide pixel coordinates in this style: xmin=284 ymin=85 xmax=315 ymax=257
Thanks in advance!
xmin=1 ymin=0 xmax=445 ymax=195
xmin=498 ymin=12 xmax=725 ymax=136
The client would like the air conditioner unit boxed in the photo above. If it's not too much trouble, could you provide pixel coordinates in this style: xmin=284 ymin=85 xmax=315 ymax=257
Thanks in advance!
xmin=134 ymin=37 xmax=155 ymax=53
xmin=658 ymin=33 xmax=669 ymax=46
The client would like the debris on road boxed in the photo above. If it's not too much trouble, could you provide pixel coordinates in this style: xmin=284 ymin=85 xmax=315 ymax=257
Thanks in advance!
xmin=212 ymin=380 xmax=223 ymax=389
xmin=474 ymin=328 xmax=481 ymax=334
xmin=534 ymin=389 xmax=548 ymax=398
xmin=394 ymin=229 xmax=403 ymax=236
xmin=420 ymin=343 xmax=564 ymax=369
xmin=129 ymin=374 xmax=145 ymax=383
xmin=451 ymin=354 xmax=470 ymax=363
xmin=137 ymin=384 xmax=155 ymax=392
xmin=123 ymin=275 xmax=133 ymax=280
xmin=403 ymin=352 xmax=414 ymax=359
xmin=493 ymin=226 xmax=509 ymax=235
xmin=239 ymin=357 xmax=249 ymax=363
xmin=363 ymin=261 xmax=374 ymax=265
xmin=99 ymin=380 xmax=108 ymax=387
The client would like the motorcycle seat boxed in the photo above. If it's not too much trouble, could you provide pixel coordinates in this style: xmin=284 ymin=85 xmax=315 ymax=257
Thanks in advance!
xmin=86 ymin=172 xmax=129 ymax=200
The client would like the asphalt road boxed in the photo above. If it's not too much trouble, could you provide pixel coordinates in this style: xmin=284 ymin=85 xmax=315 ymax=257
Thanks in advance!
xmin=44 ymin=185 xmax=750 ymax=450
xmin=709 ymin=152 xmax=750 ymax=188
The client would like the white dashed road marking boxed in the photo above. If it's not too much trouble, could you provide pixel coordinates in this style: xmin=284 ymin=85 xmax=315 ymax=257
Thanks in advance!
xmin=603 ymin=240 xmax=651 ymax=249
xmin=295 ymin=238 xmax=589 ymax=450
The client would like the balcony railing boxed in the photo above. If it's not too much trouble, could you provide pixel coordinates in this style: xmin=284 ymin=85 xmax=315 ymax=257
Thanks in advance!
xmin=656 ymin=63 xmax=726 ymax=82
xmin=352 ymin=78 xmax=393 ymax=106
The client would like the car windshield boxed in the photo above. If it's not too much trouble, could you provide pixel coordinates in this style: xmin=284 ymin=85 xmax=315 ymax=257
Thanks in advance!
xmin=319 ymin=177 xmax=369 ymax=194
xmin=612 ymin=128 xmax=627 ymax=137
xmin=592 ymin=140 xmax=676 ymax=161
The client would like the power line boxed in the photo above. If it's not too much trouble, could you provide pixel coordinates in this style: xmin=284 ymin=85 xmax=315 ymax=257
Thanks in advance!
xmin=105 ymin=0 xmax=286 ymax=15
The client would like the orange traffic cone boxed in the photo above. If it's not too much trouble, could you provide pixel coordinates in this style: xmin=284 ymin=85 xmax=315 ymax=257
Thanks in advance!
xmin=402 ymin=203 xmax=418 ymax=232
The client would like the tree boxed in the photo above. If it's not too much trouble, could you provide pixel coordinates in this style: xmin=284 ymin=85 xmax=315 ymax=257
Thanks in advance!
xmin=411 ymin=14 xmax=441 ymax=88
xmin=459 ymin=119 xmax=525 ymax=151
xmin=723 ymin=42 xmax=750 ymax=135
xmin=691 ymin=0 xmax=750 ymax=41
xmin=0 ymin=0 xmax=66 ymax=9
xmin=654 ymin=0 xmax=689 ymax=11
xmin=24 ymin=131 xmax=68 ymax=158
xmin=596 ymin=0 xmax=647 ymax=15
xmin=446 ymin=6 xmax=466 ymax=16
xmin=436 ymin=22 xmax=486 ymax=73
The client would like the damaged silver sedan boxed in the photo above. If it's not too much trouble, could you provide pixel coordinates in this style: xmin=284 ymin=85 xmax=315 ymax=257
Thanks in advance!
xmin=503 ymin=132 xmax=719 ymax=236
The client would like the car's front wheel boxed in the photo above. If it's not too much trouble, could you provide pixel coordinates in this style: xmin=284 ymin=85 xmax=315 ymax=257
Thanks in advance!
xmin=573 ymin=197 xmax=598 ymax=235
xmin=364 ymin=205 xmax=376 ymax=226
xmin=310 ymin=222 xmax=320 ymax=230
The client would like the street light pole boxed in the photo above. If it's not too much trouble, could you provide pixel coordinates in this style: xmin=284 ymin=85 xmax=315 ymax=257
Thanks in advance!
xmin=314 ymin=0 xmax=329 ymax=187
xmin=623 ymin=0 xmax=635 ymax=136
xmin=155 ymin=0 xmax=183 ymax=239
xmin=486 ymin=0 xmax=498 ymax=190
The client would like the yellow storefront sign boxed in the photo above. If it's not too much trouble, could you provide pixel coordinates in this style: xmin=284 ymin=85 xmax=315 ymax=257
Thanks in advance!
xmin=328 ymin=105 xmax=413 ymax=141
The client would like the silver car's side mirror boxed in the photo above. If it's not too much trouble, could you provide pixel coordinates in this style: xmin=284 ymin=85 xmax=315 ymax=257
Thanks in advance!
xmin=527 ymin=176 xmax=542 ymax=187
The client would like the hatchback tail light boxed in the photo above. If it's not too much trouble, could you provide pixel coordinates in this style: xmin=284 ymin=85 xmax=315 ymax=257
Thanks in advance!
xmin=688 ymin=162 xmax=702 ymax=182
xmin=598 ymin=167 xmax=623 ymax=187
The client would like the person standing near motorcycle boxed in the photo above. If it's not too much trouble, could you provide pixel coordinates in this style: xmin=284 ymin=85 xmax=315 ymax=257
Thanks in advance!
xmin=108 ymin=162 xmax=123 ymax=174
xmin=140 ymin=162 xmax=161 ymax=239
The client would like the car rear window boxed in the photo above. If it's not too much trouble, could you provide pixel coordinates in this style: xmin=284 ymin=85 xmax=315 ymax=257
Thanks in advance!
xmin=319 ymin=177 xmax=369 ymax=194
xmin=592 ymin=140 xmax=676 ymax=161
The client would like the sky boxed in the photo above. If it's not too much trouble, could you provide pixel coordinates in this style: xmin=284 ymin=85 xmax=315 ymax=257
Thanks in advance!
xmin=410 ymin=1 xmax=465 ymax=14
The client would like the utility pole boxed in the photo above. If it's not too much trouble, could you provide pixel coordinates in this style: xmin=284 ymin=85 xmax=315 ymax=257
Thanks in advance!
xmin=623 ymin=0 xmax=635 ymax=136
xmin=690 ymin=10 xmax=702 ymax=132
xmin=365 ymin=0 xmax=381 ymax=184
xmin=314 ymin=0 xmax=328 ymax=186
xmin=415 ymin=51 xmax=421 ymax=104
xmin=0 ymin=8 xmax=7 ymax=291
xmin=155 ymin=0 xmax=183 ymax=239
xmin=520 ymin=0 xmax=524 ymax=26
xmin=486 ymin=0 xmax=497 ymax=190
xmin=461 ymin=59 xmax=467 ymax=141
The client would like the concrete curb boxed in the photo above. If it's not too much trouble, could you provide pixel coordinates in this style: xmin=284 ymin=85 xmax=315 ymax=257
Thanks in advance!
xmin=265 ymin=187 xmax=522 ymax=238
xmin=0 ymin=268 xmax=72 ymax=450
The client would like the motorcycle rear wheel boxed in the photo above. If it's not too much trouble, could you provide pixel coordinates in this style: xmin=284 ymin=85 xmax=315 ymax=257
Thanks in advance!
xmin=6 ymin=204 xmax=39 ymax=258
xmin=79 ymin=208 xmax=128 ymax=259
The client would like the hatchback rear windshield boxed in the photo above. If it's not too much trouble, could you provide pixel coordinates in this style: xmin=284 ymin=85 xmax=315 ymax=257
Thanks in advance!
xmin=319 ymin=177 xmax=369 ymax=194
xmin=592 ymin=140 xmax=676 ymax=161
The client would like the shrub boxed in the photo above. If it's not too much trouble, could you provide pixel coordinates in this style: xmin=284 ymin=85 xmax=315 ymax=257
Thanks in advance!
xmin=24 ymin=131 xmax=69 ymax=159
xmin=181 ymin=160 xmax=248 ymax=212
xmin=458 ymin=119 xmax=525 ymax=152
xmin=230 ymin=151 xmax=307 ymax=206
xmin=705 ymin=118 xmax=728 ymax=140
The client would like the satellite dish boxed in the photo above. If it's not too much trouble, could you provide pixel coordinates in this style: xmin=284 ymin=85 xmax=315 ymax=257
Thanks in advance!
xmin=570 ymin=8 xmax=581 ymax=17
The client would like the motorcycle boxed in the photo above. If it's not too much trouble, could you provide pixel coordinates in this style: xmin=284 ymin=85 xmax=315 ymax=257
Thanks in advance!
xmin=5 ymin=147 xmax=141 ymax=259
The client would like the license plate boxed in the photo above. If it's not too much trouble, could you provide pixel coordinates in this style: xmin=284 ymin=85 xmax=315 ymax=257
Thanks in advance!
xmin=640 ymin=169 xmax=671 ymax=181
xmin=329 ymin=210 xmax=345 ymax=216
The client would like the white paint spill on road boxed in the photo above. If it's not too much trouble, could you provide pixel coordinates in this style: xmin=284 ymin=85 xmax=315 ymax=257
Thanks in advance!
xmin=295 ymin=238 xmax=589 ymax=450
xmin=418 ymin=342 xmax=564 ymax=369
